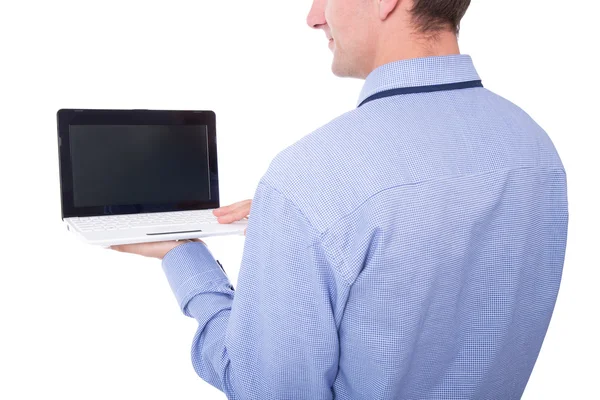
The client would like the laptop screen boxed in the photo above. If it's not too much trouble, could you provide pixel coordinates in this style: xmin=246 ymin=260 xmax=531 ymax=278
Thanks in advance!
xmin=57 ymin=109 xmax=220 ymax=218
xmin=69 ymin=124 xmax=210 ymax=208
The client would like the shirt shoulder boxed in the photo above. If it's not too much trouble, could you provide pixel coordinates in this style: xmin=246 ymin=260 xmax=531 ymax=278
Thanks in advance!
xmin=481 ymin=89 xmax=565 ymax=170
xmin=259 ymin=87 xmax=566 ymax=234
xmin=260 ymin=107 xmax=381 ymax=233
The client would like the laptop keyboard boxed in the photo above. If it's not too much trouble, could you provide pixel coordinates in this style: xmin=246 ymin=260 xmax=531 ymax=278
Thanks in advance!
xmin=71 ymin=210 xmax=220 ymax=232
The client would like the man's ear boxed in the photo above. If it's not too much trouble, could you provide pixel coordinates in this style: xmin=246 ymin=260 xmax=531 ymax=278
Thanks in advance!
xmin=379 ymin=0 xmax=400 ymax=21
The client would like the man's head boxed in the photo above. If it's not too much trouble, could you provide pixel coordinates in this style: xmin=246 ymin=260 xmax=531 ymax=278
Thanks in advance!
xmin=307 ymin=0 xmax=471 ymax=79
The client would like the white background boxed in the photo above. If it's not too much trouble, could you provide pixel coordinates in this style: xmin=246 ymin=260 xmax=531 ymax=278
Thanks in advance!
xmin=1 ymin=1 xmax=598 ymax=398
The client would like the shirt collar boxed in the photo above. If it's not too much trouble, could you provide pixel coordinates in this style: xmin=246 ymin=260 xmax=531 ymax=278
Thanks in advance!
xmin=357 ymin=54 xmax=481 ymax=107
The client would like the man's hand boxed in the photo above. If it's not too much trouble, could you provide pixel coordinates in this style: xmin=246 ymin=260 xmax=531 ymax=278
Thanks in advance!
xmin=213 ymin=199 xmax=252 ymax=235
xmin=110 ymin=238 xmax=204 ymax=259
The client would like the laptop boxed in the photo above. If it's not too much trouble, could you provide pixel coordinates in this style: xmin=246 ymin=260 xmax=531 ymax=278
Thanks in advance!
xmin=57 ymin=108 xmax=247 ymax=247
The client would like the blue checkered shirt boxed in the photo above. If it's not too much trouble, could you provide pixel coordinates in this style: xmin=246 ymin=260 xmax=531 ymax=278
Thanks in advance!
xmin=162 ymin=54 xmax=568 ymax=399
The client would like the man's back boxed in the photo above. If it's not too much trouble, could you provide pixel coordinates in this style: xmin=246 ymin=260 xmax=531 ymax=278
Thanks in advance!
xmin=157 ymin=54 xmax=568 ymax=400
xmin=258 ymin=54 xmax=568 ymax=398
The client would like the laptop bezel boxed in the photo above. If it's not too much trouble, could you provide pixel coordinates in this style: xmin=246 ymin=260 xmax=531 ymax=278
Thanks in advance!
xmin=57 ymin=108 xmax=220 ymax=219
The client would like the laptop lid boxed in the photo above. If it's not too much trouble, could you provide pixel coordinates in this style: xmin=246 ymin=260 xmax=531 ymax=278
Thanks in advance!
xmin=57 ymin=109 xmax=220 ymax=219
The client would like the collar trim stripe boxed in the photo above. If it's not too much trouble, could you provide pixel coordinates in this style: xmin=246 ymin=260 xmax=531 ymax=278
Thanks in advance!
xmin=358 ymin=80 xmax=483 ymax=107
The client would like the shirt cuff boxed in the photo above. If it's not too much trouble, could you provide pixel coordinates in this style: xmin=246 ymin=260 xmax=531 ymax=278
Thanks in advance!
xmin=161 ymin=242 xmax=231 ymax=316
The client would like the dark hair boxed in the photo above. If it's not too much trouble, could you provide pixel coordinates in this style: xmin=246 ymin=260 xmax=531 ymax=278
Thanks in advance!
xmin=410 ymin=0 xmax=471 ymax=35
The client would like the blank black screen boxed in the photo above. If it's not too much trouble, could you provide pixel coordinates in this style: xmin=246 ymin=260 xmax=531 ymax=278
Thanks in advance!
xmin=69 ymin=124 xmax=210 ymax=208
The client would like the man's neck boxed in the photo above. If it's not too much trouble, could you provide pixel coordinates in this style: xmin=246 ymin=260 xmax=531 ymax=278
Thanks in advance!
xmin=368 ymin=31 xmax=461 ymax=78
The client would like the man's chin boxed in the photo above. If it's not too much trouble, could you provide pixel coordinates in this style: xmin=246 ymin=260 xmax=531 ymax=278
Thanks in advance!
xmin=331 ymin=58 xmax=355 ymax=78
xmin=331 ymin=57 xmax=345 ymax=77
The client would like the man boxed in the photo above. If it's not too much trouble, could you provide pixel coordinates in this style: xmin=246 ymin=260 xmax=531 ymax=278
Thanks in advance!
xmin=113 ymin=0 xmax=568 ymax=398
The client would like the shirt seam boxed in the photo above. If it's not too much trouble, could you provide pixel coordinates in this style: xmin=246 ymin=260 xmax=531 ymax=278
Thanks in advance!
xmin=257 ymin=180 xmax=353 ymax=290
xmin=318 ymin=165 xmax=565 ymax=241
xmin=174 ymin=269 xmax=228 ymax=298
xmin=261 ymin=165 xmax=563 ymax=286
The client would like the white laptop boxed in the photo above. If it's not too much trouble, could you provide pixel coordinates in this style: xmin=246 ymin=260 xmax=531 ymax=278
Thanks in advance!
xmin=57 ymin=108 xmax=247 ymax=247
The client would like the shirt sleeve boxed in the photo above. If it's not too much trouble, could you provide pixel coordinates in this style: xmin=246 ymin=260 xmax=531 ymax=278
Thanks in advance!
xmin=161 ymin=181 xmax=348 ymax=399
